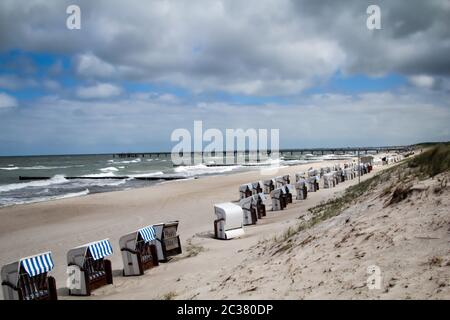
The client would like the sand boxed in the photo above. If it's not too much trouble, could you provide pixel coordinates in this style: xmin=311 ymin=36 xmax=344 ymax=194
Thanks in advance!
xmin=0 ymin=156 xmax=419 ymax=300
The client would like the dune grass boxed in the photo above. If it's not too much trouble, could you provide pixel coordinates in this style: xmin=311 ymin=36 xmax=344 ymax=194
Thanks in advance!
xmin=408 ymin=144 xmax=450 ymax=178
xmin=271 ymin=144 xmax=450 ymax=250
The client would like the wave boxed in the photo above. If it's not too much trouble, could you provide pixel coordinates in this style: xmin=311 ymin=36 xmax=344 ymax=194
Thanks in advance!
xmin=0 ymin=189 xmax=90 ymax=207
xmin=108 ymin=158 xmax=142 ymax=164
xmin=81 ymin=172 xmax=117 ymax=178
xmin=100 ymin=166 xmax=120 ymax=172
xmin=0 ymin=165 xmax=83 ymax=170
xmin=0 ymin=175 xmax=68 ymax=193
xmin=128 ymin=171 xmax=164 ymax=178
xmin=174 ymin=164 xmax=239 ymax=177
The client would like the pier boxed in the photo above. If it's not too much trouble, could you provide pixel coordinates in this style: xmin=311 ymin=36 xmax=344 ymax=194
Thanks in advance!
xmin=113 ymin=145 xmax=412 ymax=159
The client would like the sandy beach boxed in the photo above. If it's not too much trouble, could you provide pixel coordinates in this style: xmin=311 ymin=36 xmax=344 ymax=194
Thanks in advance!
xmin=0 ymin=157 xmax=393 ymax=300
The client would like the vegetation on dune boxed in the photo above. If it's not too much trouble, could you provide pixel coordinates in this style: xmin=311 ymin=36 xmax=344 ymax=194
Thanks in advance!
xmin=407 ymin=144 xmax=450 ymax=178
xmin=271 ymin=144 xmax=450 ymax=251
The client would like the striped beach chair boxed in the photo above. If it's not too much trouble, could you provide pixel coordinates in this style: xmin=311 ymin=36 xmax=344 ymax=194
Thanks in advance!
xmin=119 ymin=225 xmax=159 ymax=276
xmin=1 ymin=251 xmax=57 ymax=300
xmin=66 ymin=239 xmax=113 ymax=296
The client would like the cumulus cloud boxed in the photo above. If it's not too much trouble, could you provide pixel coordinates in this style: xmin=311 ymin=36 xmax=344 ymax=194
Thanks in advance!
xmin=76 ymin=83 xmax=123 ymax=99
xmin=75 ymin=53 xmax=116 ymax=78
xmin=0 ymin=0 xmax=448 ymax=95
xmin=0 ymin=92 xmax=18 ymax=108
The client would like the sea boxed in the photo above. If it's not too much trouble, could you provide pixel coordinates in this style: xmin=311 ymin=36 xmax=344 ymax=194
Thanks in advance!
xmin=0 ymin=153 xmax=355 ymax=207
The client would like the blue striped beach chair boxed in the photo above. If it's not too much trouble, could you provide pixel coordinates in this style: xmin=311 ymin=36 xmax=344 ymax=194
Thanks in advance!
xmin=66 ymin=239 xmax=113 ymax=296
xmin=119 ymin=225 xmax=159 ymax=276
xmin=1 ymin=251 xmax=57 ymax=300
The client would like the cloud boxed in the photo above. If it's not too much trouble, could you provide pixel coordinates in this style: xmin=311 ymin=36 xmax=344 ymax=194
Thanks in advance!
xmin=76 ymin=83 xmax=123 ymax=99
xmin=75 ymin=52 xmax=116 ymax=78
xmin=0 ymin=92 xmax=18 ymax=108
xmin=0 ymin=74 xmax=37 ymax=90
xmin=1 ymin=0 xmax=448 ymax=95
xmin=409 ymin=75 xmax=435 ymax=89
xmin=0 ymin=89 xmax=448 ymax=155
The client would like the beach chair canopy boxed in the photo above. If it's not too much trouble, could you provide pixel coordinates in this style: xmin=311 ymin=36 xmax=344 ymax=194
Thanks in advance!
xmin=214 ymin=203 xmax=243 ymax=229
xmin=20 ymin=252 xmax=54 ymax=277
xmin=254 ymin=193 xmax=267 ymax=202
xmin=239 ymin=196 xmax=253 ymax=209
xmin=239 ymin=183 xmax=253 ymax=192
xmin=138 ymin=225 xmax=157 ymax=243
xmin=85 ymin=239 xmax=113 ymax=261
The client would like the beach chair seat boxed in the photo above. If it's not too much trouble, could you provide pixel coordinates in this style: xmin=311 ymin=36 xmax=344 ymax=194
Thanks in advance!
xmin=253 ymin=193 xmax=267 ymax=218
xmin=239 ymin=183 xmax=253 ymax=199
xmin=283 ymin=185 xmax=294 ymax=204
xmin=263 ymin=179 xmax=275 ymax=194
xmin=214 ymin=203 xmax=245 ymax=240
xmin=153 ymin=221 xmax=182 ymax=262
xmin=1 ymin=251 xmax=57 ymax=301
xmin=120 ymin=225 xmax=159 ymax=276
xmin=67 ymin=239 xmax=113 ymax=296
xmin=251 ymin=181 xmax=264 ymax=195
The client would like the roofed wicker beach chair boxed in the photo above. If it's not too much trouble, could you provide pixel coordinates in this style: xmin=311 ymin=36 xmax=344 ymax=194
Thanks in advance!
xmin=214 ymin=203 xmax=245 ymax=240
xmin=295 ymin=178 xmax=308 ymax=200
xmin=295 ymin=172 xmax=306 ymax=182
xmin=252 ymin=193 xmax=267 ymax=218
xmin=1 ymin=251 xmax=57 ymax=300
xmin=271 ymin=187 xmax=287 ymax=211
xmin=251 ymin=181 xmax=264 ymax=195
xmin=323 ymin=172 xmax=335 ymax=189
xmin=119 ymin=225 xmax=159 ymax=277
xmin=239 ymin=183 xmax=253 ymax=199
xmin=283 ymin=184 xmax=294 ymax=204
xmin=263 ymin=178 xmax=276 ymax=194
xmin=239 ymin=196 xmax=258 ymax=225
xmin=67 ymin=239 xmax=113 ymax=296
xmin=153 ymin=221 xmax=182 ymax=262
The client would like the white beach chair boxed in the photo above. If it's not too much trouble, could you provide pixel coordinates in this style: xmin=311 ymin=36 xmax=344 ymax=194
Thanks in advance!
xmin=1 ymin=251 xmax=57 ymax=300
xmin=67 ymin=239 xmax=113 ymax=296
xmin=119 ymin=225 xmax=159 ymax=276
xmin=323 ymin=173 xmax=335 ymax=188
xmin=275 ymin=176 xmax=285 ymax=188
xmin=252 ymin=193 xmax=267 ymax=218
xmin=271 ymin=187 xmax=286 ymax=211
xmin=251 ymin=181 xmax=264 ymax=195
xmin=295 ymin=179 xmax=308 ymax=200
xmin=295 ymin=172 xmax=306 ymax=182
xmin=214 ymin=203 xmax=245 ymax=240
xmin=239 ymin=183 xmax=253 ymax=199
xmin=239 ymin=196 xmax=258 ymax=225
xmin=263 ymin=178 xmax=276 ymax=194
xmin=152 ymin=221 xmax=182 ymax=262
xmin=307 ymin=175 xmax=319 ymax=192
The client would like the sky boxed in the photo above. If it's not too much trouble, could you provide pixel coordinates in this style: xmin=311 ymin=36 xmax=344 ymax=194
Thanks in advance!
xmin=0 ymin=0 xmax=449 ymax=156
